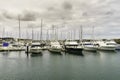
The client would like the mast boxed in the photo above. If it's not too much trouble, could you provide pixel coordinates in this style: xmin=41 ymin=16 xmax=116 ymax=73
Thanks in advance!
xmin=56 ymin=26 xmax=58 ymax=40
xmin=79 ymin=25 xmax=83 ymax=44
xmin=2 ymin=27 xmax=5 ymax=38
xmin=40 ymin=19 xmax=43 ymax=41
xmin=92 ymin=26 xmax=95 ymax=40
xmin=70 ymin=30 xmax=72 ymax=40
xmin=74 ymin=29 xmax=76 ymax=40
xmin=55 ymin=26 xmax=57 ymax=40
xmin=92 ymin=26 xmax=95 ymax=44
xmin=46 ymin=29 xmax=49 ymax=40
xmin=52 ymin=25 xmax=55 ymax=41
xmin=61 ymin=32 xmax=62 ymax=40
xmin=32 ymin=27 xmax=34 ymax=40
xmin=26 ymin=30 xmax=29 ymax=39
xmin=18 ymin=16 xmax=21 ymax=39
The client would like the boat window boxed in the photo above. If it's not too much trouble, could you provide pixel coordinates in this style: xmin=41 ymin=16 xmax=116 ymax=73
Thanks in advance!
xmin=12 ymin=45 xmax=19 ymax=47
xmin=84 ymin=44 xmax=92 ymax=45
xmin=106 ymin=43 xmax=116 ymax=45
xmin=31 ymin=45 xmax=40 ymax=47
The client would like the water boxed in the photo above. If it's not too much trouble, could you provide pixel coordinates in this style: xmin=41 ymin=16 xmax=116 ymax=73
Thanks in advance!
xmin=0 ymin=50 xmax=120 ymax=80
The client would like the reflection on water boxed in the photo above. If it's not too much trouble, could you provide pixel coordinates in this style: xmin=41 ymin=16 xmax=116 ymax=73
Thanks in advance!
xmin=30 ymin=53 xmax=43 ymax=57
xmin=65 ymin=51 xmax=84 ymax=56
xmin=0 ymin=52 xmax=9 ymax=57
xmin=98 ymin=50 xmax=117 ymax=54
xmin=83 ymin=50 xmax=99 ymax=55
xmin=49 ymin=52 xmax=63 ymax=56
xmin=0 ymin=50 xmax=120 ymax=80
xmin=68 ymin=52 xmax=84 ymax=56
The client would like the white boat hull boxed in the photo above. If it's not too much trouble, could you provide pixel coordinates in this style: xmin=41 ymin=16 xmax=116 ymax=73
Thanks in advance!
xmin=98 ymin=47 xmax=116 ymax=51
xmin=29 ymin=48 xmax=42 ymax=54
xmin=84 ymin=47 xmax=97 ymax=51
xmin=0 ymin=46 xmax=25 ymax=51
xmin=49 ymin=48 xmax=62 ymax=53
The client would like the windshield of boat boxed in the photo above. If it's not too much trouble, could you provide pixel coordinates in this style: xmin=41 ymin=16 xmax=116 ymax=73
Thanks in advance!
xmin=106 ymin=43 xmax=116 ymax=45
xmin=31 ymin=45 xmax=41 ymax=47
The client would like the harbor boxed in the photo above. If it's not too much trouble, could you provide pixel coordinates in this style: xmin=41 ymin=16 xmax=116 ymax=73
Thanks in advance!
xmin=0 ymin=0 xmax=120 ymax=79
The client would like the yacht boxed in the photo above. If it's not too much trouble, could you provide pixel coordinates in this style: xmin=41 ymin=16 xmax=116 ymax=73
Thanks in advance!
xmin=0 ymin=41 xmax=25 ymax=51
xmin=28 ymin=42 xmax=42 ymax=54
xmin=96 ymin=40 xmax=117 ymax=51
xmin=0 ymin=42 xmax=11 ymax=51
xmin=11 ymin=42 xmax=25 ymax=51
xmin=83 ymin=41 xmax=97 ymax=52
xmin=64 ymin=40 xmax=83 ymax=54
xmin=49 ymin=41 xmax=62 ymax=53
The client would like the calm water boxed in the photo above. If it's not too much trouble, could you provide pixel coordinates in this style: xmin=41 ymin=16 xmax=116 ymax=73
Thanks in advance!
xmin=0 ymin=50 xmax=120 ymax=80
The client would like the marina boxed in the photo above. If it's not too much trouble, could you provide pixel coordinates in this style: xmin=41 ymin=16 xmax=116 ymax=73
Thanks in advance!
xmin=0 ymin=37 xmax=119 ymax=52
xmin=0 ymin=0 xmax=120 ymax=79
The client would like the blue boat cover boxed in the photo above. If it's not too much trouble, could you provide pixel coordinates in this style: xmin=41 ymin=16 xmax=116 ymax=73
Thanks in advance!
xmin=3 ymin=42 xmax=9 ymax=47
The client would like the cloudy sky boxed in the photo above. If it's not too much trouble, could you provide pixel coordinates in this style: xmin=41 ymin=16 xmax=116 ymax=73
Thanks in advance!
xmin=0 ymin=0 xmax=120 ymax=39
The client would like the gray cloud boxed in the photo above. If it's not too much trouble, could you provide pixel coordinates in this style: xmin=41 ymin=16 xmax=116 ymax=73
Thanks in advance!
xmin=62 ymin=1 xmax=73 ymax=10
xmin=2 ymin=11 xmax=16 ymax=20
xmin=20 ymin=10 xmax=38 ymax=21
xmin=1 ymin=10 xmax=39 ymax=21
xmin=0 ymin=10 xmax=15 ymax=21
xmin=40 ymin=1 xmax=74 ymax=23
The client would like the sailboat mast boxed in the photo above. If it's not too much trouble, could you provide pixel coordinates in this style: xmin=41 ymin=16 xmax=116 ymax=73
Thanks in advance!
xmin=79 ymin=25 xmax=83 ymax=43
xmin=18 ymin=16 xmax=21 ymax=39
xmin=74 ymin=29 xmax=76 ymax=40
xmin=26 ymin=30 xmax=28 ymax=39
xmin=92 ymin=26 xmax=95 ymax=40
xmin=61 ymin=32 xmax=62 ymax=40
xmin=55 ymin=26 xmax=57 ymax=40
xmin=40 ymin=19 xmax=43 ymax=41
xmin=70 ymin=30 xmax=72 ymax=40
xmin=46 ymin=29 xmax=49 ymax=40
xmin=52 ymin=25 xmax=55 ymax=40
xmin=2 ymin=27 xmax=5 ymax=38
xmin=32 ymin=27 xmax=34 ymax=40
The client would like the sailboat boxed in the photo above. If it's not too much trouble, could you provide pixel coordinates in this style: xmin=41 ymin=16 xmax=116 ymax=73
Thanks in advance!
xmin=83 ymin=26 xmax=97 ymax=52
xmin=28 ymin=19 xmax=43 ymax=54
xmin=64 ymin=26 xmax=83 ymax=54
xmin=12 ymin=16 xmax=25 ymax=51
xmin=49 ymin=41 xmax=62 ymax=53
xmin=48 ymin=25 xmax=62 ymax=54
xmin=29 ymin=42 xmax=42 ymax=53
